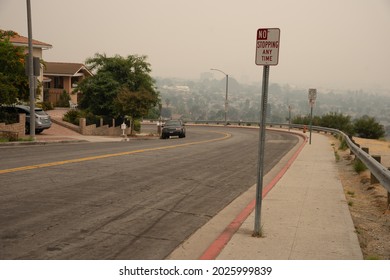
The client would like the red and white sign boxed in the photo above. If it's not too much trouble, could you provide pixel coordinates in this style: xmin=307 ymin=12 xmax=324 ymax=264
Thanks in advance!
xmin=255 ymin=28 xmax=280 ymax=66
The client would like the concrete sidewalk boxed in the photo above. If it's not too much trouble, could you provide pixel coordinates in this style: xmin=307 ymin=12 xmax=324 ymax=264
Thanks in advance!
xmin=169 ymin=131 xmax=363 ymax=260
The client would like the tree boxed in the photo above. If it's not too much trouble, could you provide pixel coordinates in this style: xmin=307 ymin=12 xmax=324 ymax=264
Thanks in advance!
xmin=77 ymin=53 xmax=159 ymax=119
xmin=115 ymin=87 xmax=159 ymax=134
xmin=353 ymin=115 xmax=385 ymax=139
xmin=77 ymin=72 xmax=119 ymax=116
xmin=0 ymin=30 xmax=29 ymax=104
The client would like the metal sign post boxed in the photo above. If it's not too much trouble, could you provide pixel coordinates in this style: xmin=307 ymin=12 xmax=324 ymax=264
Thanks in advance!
xmin=253 ymin=28 xmax=280 ymax=237
xmin=254 ymin=65 xmax=270 ymax=237
xmin=308 ymin=89 xmax=317 ymax=145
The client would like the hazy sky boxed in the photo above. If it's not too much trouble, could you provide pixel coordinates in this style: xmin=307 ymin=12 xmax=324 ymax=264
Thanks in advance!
xmin=1 ymin=0 xmax=390 ymax=91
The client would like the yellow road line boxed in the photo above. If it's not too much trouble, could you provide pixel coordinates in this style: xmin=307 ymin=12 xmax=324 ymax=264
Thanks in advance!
xmin=0 ymin=131 xmax=231 ymax=175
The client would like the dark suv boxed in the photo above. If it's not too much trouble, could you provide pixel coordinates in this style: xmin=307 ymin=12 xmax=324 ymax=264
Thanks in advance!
xmin=0 ymin=105 xmax=52 ymax=134
xmin=160 ymin=120 xmax=186 ymax=139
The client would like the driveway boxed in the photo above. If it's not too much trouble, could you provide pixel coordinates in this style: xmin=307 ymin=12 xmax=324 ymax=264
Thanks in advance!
xmin=35 ymin=108 xmax=82 ymax=142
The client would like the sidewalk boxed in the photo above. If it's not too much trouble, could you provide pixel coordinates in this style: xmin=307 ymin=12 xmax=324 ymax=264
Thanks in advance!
xmin=168 ymin=132 xmax=363 ymax=260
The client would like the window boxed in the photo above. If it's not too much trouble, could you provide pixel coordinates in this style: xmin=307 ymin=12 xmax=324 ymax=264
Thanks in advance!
xmin=71 ymin=76 xmax=79 ymax=87
xmin=54 ymin=77 xmax=63 ymax=88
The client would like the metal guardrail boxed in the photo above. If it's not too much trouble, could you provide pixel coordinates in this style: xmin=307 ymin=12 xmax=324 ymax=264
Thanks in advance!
xmin=341 ymin=130 xmax=390 ymax=193
xmin=191 ymin=120 xmax=390 ymax=193
xmin=299 ymin=125 xmax=390 ymax=194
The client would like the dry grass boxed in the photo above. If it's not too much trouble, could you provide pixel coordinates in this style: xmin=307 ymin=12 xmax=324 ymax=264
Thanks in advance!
xmin=332 ymin=136 xmax=390 ymax=260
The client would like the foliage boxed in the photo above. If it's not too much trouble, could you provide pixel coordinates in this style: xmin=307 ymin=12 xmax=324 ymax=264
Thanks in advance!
xmin=146 ymin=106 xmax=160 ymax=119
xmin=353 ymin=115 xmax=385 ymax=139
xmin=63 ymin=109 xmax=81 ymax=125
xmin=353 ymin=159 xmax=367 ymax=174
xmin=77 ymin=53 xmax=159 ymax=122
xmin=115 ymin=87 xmax=158 ymax=120
xmin=63 ymin=109 xmax=132 ymax=129
xmin=292 ymin=112 xmax=384 ymax=139
xmin=319 ymin=112 xmax=353 ymax=134
xmin=77 ymin=71 xmax=119 ymax=116
xmin=338 ymin=137 xmax=348 ymax=151
xmin=334 ymin=150 xmax=340 ymax=162
xmin=0 ymin=30 xmax=29 ymax=104
xmin=84 ymin=111 xmax=103 ymax=126
xmin=38 ymin=101 xmax=54 ymax=111
xmin=133 ymin=119 xmax=141 ymax=132
xmin=57 ymin=90 xmax=71 ymax=107
xmin=291 ymin=115 xmax=321 ymax=126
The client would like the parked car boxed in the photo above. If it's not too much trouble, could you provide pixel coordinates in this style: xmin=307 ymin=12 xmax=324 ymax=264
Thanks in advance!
xmin=160 ymin=119 xmax=186 ymax=139
xmin=0 ymin=105 xmax=52 ymax=134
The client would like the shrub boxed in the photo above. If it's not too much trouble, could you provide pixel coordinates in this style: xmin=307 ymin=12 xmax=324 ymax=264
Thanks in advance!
xmin=353 ymin=159 xmax=367 ymax=174
xmin=84 ymin=112 xmax=101 ymax=126
xmin=334 ymin=150 xmax=340 ymax=162
xmin=133 ymin=119 xmax=141 ymax=132
xmin=63 ymin=109 xmax=81 ymax=125
xmin=339 ymin=137 xmax=348 ymax=151
xmin=38 ymin=101 xmax=54 ymax=111
xmin=353 ymin=115 xmax=385 ymax=139
xmin=57 ymin=90 xmax=71 ymax=107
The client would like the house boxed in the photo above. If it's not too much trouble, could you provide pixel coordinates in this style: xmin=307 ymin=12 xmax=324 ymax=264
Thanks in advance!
xmin=8 ymin=31 xmax=52 ymax=101
xmin=43 ymin=62 xmax=93 ymax=105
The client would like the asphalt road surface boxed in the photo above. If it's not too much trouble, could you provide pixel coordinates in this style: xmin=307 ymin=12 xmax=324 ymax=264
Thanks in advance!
xmin=0 ymin=126 xmax=298 ymax=259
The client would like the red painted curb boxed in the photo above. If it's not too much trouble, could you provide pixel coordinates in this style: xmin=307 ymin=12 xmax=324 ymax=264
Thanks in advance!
xmin=199 ymin=133 xmax=307 ymax=260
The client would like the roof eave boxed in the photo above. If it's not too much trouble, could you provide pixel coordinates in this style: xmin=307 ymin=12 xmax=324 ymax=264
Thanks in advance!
xmin=12 ymin=42 xmax=52 ymax=50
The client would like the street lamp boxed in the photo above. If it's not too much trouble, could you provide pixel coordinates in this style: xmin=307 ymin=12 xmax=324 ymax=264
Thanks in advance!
xmin=210 ymin=68 xmax=229 ymax=125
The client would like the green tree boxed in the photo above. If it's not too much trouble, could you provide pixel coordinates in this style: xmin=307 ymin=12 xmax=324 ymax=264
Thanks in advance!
xmin=77 ymin=53 xmax=159 ymax=119
xmin=115 ymin=87 xmax=159 ymax=134
xmin=77 ymin=72 xmax=119 ymax=116
xmin=0 ymin=30 xmax=29 ymax=104
xmin=353 ymin=115 xmax=385 ymax=139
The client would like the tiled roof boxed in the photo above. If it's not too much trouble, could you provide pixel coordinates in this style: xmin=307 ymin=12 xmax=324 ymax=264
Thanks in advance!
xmin=9 ymin=34 xmax=52 ymax=49
xmin=44 ymin=62 xmax=92 ymax=76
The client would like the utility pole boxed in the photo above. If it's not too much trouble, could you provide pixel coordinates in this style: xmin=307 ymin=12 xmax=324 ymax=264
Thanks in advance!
xmin=26 ymin=0 xmax=35 ymax=139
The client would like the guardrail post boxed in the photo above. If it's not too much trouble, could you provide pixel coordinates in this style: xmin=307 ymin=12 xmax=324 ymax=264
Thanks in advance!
xmin=371 ymin=155 xmax=381 ymax=184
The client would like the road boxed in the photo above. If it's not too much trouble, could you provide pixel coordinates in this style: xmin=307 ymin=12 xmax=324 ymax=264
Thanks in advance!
xmin=0 ymin=126 xmax=298 ymax=259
